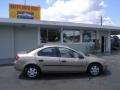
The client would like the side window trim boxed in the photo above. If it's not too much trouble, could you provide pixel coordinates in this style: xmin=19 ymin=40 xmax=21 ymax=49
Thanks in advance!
xmin=55 ymin=47 xmax=61 ymax=57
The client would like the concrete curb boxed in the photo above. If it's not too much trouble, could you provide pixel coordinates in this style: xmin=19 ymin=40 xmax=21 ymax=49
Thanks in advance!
xmin=0 ymin=58 xmax=14 ymax=67
xmin=0 ymin=63 xmax=13 ymax=67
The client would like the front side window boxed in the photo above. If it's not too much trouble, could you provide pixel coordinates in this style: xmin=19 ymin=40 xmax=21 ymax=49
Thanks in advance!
xmin=58 ymin=47 xmax=80 ymax=58
xmin=38 ymin=47 xmax=57 ymax=57
xmin=40 ymin=28 xmax=61 ymax=43
xmin=63 ymin=30 xmax=80 ymax=43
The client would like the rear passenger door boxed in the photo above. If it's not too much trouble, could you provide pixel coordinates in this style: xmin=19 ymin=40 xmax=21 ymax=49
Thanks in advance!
xmin=35 ymin=47 xmax=61 ymax=72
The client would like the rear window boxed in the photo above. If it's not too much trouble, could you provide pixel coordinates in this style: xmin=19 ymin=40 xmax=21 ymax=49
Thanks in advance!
xmin=38 ymin=47 xmax=57 ymax=57
xmin=27 ymin=45 xmax=44 ymax=53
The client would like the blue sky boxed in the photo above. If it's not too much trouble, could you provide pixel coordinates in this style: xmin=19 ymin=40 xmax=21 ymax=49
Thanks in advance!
xmin=105 ymin=0 xmax=120 ymax=26
xmin=0 ymin=0 xmax=120 ymax=26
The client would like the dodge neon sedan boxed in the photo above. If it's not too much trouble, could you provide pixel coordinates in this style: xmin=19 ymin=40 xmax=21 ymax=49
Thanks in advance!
xmin=14 ymin=45 xmax=107 ymax=79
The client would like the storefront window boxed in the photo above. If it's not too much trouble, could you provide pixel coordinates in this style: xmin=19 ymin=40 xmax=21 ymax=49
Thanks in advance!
xmin=74 ymin=31 xmax=80 ymax=42
xmin=40 ymin=28 xmax=61 ymax=43
xmin=63 ymin=30 xmax=80 ymax=43
xmin=82 ymin=31 xmax=92 ymax=42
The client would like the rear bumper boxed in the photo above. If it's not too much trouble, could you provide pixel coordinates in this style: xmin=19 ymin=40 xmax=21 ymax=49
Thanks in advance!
xmin=14 ymin=61 xmax=24 ymax=71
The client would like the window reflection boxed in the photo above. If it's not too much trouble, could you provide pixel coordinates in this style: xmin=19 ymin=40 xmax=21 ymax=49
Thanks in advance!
xmin=83 ymin=31 xmax=92 ymax=42
xmin=73 ymin=31 xmax=80 ymax=42
xmin=63 ymin=30 xmax=80 ymax=43
xmin=40 ymin=28 xmax=61 ymax=43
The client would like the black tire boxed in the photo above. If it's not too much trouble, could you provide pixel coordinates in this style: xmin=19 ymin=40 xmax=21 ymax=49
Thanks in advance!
xmin=24 ymin=65 xmax=41 ymax=79
xmin=87 ymin=63 xmax=103 ymax=76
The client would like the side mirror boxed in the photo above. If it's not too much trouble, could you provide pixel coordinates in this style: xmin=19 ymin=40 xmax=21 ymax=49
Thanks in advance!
xmin=79 ymin=55 xmax=84 ymax=59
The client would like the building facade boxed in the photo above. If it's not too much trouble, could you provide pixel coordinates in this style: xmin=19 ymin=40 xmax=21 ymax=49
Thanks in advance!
xmin=0 ymin=18 xmax=120 ymax=61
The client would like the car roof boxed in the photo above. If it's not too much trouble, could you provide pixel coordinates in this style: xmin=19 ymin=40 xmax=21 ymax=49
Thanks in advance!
xmin=29 ymin=44 xmax=70 ymax=54
xmin=29 ymin=44 xmax=85 ymax=57
xmin=42 ymin=44 xmax=70 ymax=48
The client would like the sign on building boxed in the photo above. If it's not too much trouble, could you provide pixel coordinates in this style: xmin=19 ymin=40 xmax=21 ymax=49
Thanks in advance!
xmin=9 ymin=4 xmax=40 ymax=20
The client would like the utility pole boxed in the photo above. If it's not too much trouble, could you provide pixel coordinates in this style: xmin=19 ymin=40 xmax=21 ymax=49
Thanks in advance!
xmin=101 ymin=16 xmax=103 ymax=26
xmin=24 ymin=0 xmax=26 ymax=5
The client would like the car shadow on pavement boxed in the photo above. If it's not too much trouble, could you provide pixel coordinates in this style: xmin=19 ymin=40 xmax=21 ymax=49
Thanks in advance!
xmin=19 ymin=70 xmax=112 ymax=80
xmin=39 ymin=73 xmax=89 ymax=80
xmin=99 ymin=69 xmax=112 ymax=77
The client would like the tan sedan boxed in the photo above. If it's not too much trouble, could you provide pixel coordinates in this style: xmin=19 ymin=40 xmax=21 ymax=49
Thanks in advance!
xmin=14 ymin=45 xmax=107 ymax=79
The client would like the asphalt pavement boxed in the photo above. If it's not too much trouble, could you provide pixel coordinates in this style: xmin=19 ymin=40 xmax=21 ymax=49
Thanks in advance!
xmin=0 ymin=54 xmax=120 ymax=90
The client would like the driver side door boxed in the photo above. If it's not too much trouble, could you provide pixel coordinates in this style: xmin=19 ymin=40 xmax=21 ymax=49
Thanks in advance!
xmin=58 ymin=47 xmax=87 ymax=72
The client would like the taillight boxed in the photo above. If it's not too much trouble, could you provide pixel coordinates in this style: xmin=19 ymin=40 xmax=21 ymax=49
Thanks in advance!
xmin=16 ymin=55 xmax=20 ymax=61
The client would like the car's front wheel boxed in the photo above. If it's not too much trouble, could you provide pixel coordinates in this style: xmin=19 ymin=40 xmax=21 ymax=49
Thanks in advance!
xmin=87 ymin=63 xmax=102 ymax=76
xmin=24 ymin=65 xmax=41 ymax=79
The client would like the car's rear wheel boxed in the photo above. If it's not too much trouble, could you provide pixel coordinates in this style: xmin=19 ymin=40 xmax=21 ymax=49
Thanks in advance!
xmin=24 ymin=65 xmax=41 ymax=79
xmin=87 ymin=63 xmax=102 ymax=76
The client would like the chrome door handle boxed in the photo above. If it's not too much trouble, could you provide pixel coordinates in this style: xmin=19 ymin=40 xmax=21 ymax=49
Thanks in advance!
xmin=39 ymin=60 xmax=44 ymax=62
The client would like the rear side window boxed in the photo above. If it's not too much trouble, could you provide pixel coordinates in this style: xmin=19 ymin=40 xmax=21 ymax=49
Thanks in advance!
xmin=38 ymin=47 xmax=57 ymax=57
